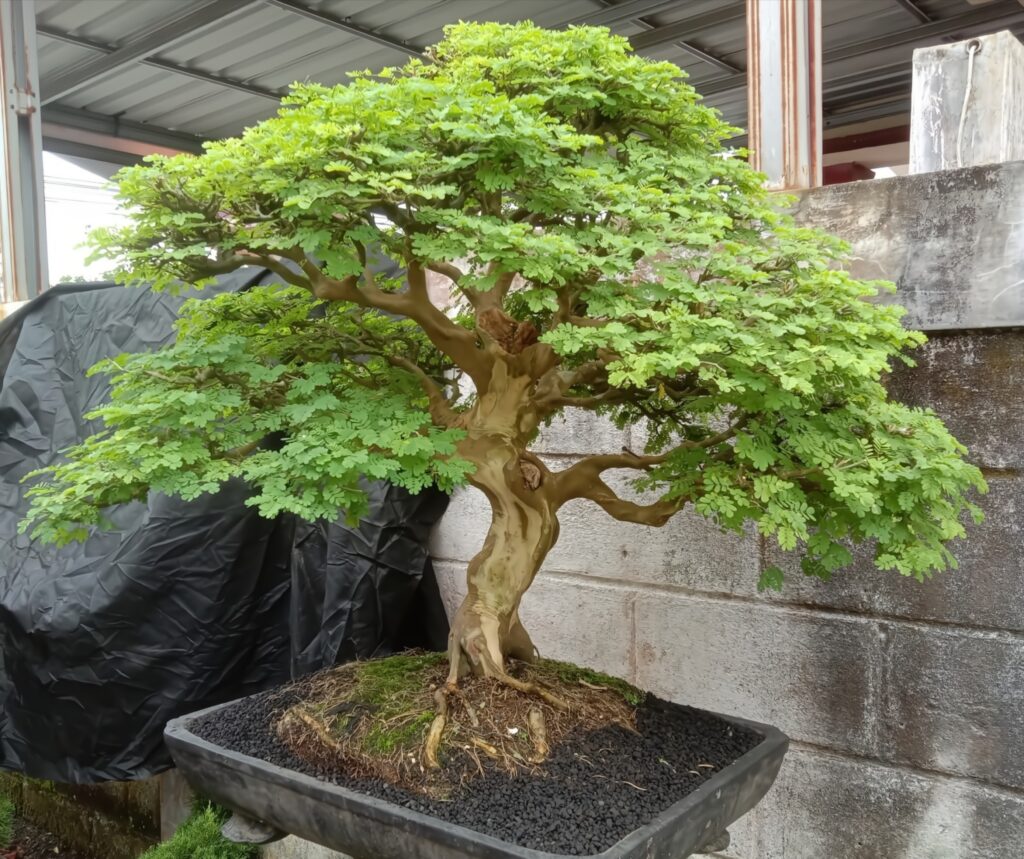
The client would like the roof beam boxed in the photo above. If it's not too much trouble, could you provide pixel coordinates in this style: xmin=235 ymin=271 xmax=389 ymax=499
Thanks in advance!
xmin=629 ymin=5 xmax=747 ymax=50
xmin=698 ymin=1 xmax=1024 ymax=98
xmin=41 ymin=0 xmax=260 ymax=105
xmin=37 ymin=25 xmax=284 ymax=102
xmin=567 ymin=0 xmax=683 ymax=27
xmin=262 ymin=0 xmax=424 ymax=57
xmin=590 ymin=0 xmax=741 ymax=73
xmin=891 ymin=0 xmax=933 ymax=25
xmin=41 ymin=104 xmax=206 ymax=156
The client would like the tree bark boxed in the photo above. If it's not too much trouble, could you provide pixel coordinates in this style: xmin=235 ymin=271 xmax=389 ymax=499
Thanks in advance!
xmin=446 ymin=361 xmax=558 ymax=681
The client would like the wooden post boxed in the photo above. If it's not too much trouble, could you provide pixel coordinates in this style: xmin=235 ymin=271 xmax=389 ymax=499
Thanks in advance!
xmin=909 ymin=30 xmax=1024 ymax=173
xmin=746 ymin=0 xmax=823 ymax=190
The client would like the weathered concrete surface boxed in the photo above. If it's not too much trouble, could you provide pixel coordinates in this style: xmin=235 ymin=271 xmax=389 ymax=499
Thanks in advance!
xmin=793 ymin=161 xmax=1024 ymax=330
xmin=878 ymin=623 xmax=1024 ymax=791
xmin=263 ymin=836 xmax=351 ymax=859
xmin=0 ymin=773 xmax=157 ymax=859
xmin=723 ymin=748 xmax=1024 ymax=859
xmin=910 ymin=32 xmax=1024 ymax=174
xmin=634 ymin=593 xmax=881 ymax=757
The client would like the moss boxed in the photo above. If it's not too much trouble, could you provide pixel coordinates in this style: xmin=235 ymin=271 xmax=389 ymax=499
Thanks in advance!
xmin=0 ymin=795 xmax=13 ymax=846
xmin=139 ymin=805 xmax=256 ymax=859
xmin=541 ymin=659 xmax=645 ymax=706
xmin=316 ymin=651 xmax=445 ymax=756
xmin=364 ymin=710 xmax=436 ymax=754
xmin=352 ymin=651 xmax=446 ymax=707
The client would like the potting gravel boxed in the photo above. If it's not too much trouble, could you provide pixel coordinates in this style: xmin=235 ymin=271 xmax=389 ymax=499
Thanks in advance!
xmin=190 ymin=682 xmax=762 ymax=856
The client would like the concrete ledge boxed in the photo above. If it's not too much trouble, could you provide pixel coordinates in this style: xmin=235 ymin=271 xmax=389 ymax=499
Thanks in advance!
xmin=794 ymin=161 xmax=1024 ymax=331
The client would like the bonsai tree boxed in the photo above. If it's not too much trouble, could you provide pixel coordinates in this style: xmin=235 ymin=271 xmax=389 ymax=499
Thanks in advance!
xmin=24 ymin=23 xmax=982 ymax=753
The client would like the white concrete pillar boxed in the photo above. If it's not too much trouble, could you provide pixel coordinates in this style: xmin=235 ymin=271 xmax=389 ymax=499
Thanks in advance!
xmin=910 ymin=30 xmax=1024 ymax=174
xmin=746 ymin=0 xmax=823 ymax=190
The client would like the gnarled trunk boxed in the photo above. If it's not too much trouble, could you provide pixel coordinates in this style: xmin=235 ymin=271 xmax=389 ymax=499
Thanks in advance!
xmin=446 ymin=361 xmax=558 ymax=681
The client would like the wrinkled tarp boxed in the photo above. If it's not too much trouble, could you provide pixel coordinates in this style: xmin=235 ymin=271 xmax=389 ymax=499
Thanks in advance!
xmin=0 ymin=275 xmax=449 ymax=783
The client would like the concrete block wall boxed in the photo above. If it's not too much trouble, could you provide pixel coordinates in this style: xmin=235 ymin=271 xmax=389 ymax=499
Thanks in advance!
xmin=430 ymin=163 xmax=1024 ymax=858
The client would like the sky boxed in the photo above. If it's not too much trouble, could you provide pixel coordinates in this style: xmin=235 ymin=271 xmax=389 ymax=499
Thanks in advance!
xmin=43 ymin=152 xmax=126 ymax=283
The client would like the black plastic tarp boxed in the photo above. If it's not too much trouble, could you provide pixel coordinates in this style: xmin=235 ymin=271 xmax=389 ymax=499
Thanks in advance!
xmin=0 ymin=275 xmax=448 ymax=783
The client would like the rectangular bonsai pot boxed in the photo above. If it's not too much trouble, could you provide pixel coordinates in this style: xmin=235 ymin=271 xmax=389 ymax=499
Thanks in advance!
xmin=165 ymin=697 xmax=788 ymax=859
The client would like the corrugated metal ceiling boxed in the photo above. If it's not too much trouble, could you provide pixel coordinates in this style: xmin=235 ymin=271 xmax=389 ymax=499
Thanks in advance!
xmin=33 ymin=0 xmax=1024 ymax=159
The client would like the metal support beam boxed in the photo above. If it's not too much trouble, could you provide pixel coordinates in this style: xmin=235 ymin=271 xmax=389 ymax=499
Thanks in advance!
xmin=41 ymin=0 xmax=260 ymax=105
xmin=36 ymin=26 xmax=283 ymax=102
xmin=41 ymin=104 xmax=206 ymax=155
xmin=591 ymin=0 xmax=742 ymax=74
xmin=0 ymin=0 xmax=48 ymax=301
xmin=629 ymin=5 xmax=747 ymax=50
xmin=892 ymin=0 xmax=933 ymax=25
xmin=567 ymin=0 xmax=683 ymax=27
xmin=699 ymin=1 xmax=1024 ymax=98
xmin=746 ymin=0 xmax=822 ymax=189
xmin=262 ymin=0 xmax=425 ymax=57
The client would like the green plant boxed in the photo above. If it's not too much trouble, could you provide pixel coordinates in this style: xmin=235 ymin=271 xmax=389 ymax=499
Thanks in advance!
xmin=138 ymin=805 xmax=256 ymax=859
xmin=0 ymin=794 xmax=13 ymax=846
xmin=23 ymin=22 xmax=983 ymax=735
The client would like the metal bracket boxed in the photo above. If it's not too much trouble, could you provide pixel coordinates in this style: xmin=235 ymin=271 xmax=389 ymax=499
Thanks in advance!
xmin=10 ymin=87 xmax=37 ymax=116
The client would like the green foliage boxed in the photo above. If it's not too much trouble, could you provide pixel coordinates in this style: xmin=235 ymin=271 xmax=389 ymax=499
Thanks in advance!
xmin=0 ymin=794 xmax=13 ymax=846
xmin=22 ymin=286 xmax=471 ymax=543
xmin=138 ymin=805 xmax=256 ymax=859
xmin=23 ymin=21 xmax=984 ymax=588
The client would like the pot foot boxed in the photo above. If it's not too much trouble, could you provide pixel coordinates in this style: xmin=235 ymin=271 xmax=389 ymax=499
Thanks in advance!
xmin=695 ymin=828 xmax=730 ymax=854
xmin=221 ymin=810 xmax=286 ymax=844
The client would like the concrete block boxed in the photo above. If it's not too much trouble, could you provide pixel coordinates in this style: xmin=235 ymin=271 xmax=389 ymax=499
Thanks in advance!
xmin=762 ymin=475 xmax=1024 ymax=632
xmin=866 ymin=476 xmax=1024 ymax=632
xmin=532 ymin=408 xmax=629 ymax=455
xmin=433 ymin=562 xmax=635 ymax=681
xmin=263 ymin=836 xmax=351 ymax=859
xmin=793 ymin=162 xmax=1024 ymax=330
xmin=887 ymin=332 xmax=1024 ymax=470
xmin=633 ymin=593 xmax=881 ymax=756
xmin=910 ymin=31 xmax=1024 ymax=174
xmin=730 ymin=747 xmax=1024 ymax=858
xmin=878 ymin=623 xmax=1024 ymax=791
xmin=158 ymin=769 xmax=194 ymax=840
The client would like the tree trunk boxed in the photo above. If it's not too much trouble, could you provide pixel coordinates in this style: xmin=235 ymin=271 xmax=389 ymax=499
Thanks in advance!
xmin=446 ymin=363 xmax=558 ymax=681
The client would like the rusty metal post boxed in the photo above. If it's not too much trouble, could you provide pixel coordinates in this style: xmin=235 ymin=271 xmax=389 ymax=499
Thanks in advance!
xmin=0 ymin=0 xmax=48 ymax=302
xmin=746 ymin=0 xmax=823 ymax=190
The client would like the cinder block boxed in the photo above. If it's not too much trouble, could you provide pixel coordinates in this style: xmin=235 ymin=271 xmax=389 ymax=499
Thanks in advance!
xmin=878 ymin=623 xmax=1024 ymax=791
xmin=729 ymin=748 xmax=1024 ymax=858
xmin=794 ymin=162 xmax=1024 ymax=331
xmin=432 ymin=562 xmax=635 ymax=682
xmin=633 ymin=593 xmax=881 ymax=756
xmin=532 ymin=408 xmax=629 ymax=455
xmin=262 ymin=836 xmax=351 ymax=859
xmin=887 ymin=332 xmax=1024 ymax=470
xmin=865 ymin=476 xmax=1024 ymax=632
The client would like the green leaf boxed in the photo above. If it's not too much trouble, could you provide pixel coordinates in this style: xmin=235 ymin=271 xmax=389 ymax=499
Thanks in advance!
xmin=757 ymin=566 xmax=786 ymax=593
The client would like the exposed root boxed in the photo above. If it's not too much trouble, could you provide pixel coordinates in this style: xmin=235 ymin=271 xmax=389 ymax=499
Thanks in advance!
xmin=424 ymin=684 xmax=452 ymax=770
xmin=527 ymin=708 xmax=549 ymax=763
xmin=491 ymin=667 xmax=569 ymax=711
xmin=275 ymin=653 xmax=642 ymax=796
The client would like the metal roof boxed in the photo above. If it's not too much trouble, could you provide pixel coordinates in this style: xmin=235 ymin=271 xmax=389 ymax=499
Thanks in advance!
xmin=32 ymin=0 xmax=1024 ymax=163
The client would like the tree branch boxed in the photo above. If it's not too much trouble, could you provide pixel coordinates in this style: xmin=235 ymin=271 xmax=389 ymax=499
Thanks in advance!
xmin=388 ymin=355 xmax=460 ymax=427
xmin=572 ymin=476 xmax=685 ymax=526
xmin=549 ymin=416 xmax=748 ymax=507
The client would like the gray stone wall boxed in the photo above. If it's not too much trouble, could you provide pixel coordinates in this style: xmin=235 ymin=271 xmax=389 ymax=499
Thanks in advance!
xmin=430 ymin=163 xmax=1024 ymax=858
